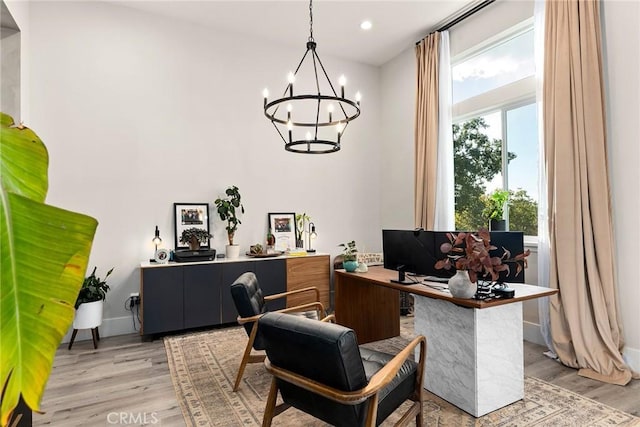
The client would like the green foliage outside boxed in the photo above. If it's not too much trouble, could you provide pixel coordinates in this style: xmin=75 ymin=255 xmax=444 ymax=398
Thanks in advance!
xmin=453 ymin=117 xmax=538 ymax=235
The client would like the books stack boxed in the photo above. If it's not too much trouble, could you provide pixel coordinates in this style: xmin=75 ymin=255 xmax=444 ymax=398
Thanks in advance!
xmin=285 ymin=248 xmax=308 ymax=256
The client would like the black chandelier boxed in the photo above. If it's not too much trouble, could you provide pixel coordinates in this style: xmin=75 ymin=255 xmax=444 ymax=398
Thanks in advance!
xmin=263 ymin=0 xmax=361 ymax=154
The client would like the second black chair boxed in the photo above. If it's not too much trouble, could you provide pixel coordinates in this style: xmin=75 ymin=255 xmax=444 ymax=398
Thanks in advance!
xmin=229 ymin=271 xmax=331 ymax=392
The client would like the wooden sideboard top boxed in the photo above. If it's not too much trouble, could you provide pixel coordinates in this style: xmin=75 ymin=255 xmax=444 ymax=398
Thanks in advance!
xmin=335 ymin=266 xmax=558 ymax=309
xmin=140 ymin=252 xmax=329 ymax=269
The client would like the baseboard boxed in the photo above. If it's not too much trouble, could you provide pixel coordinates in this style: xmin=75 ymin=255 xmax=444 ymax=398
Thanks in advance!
xmin=523 ymin=320 xmax=546 ymax=346
xmin=623 ymin=346 xmax=640 ymax=373
xmin=61 ymin=315 xmax=139 ymax=344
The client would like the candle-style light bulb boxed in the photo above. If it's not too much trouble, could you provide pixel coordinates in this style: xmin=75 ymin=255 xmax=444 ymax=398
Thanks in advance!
xmin=263 ymin=88 xmax=269 ymax=106
xmin=336 ymin=122 xmax=344 ymax=134
xmin=306 ymin=131 xmax=312 ymax=141
xmin=327 ymin=103 xmax=334 ymax=122
xmin=355 ymin=91 xmax=362 ymax=104
xmin=287 ymin=120 xmax=293 ymax=142
xmin=339 ymin=75 xmax=346 ymax=98
xmin=288 ymin=72 xmax=295 ymax=97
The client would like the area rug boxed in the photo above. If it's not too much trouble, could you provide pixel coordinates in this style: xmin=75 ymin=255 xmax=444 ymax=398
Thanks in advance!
xmin=164 ymin=326 xmax=639 ymax=427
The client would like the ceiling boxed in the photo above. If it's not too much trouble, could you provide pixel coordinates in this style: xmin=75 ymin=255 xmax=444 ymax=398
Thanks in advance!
xmin=115 ymin=0 xmax=477 ymax=66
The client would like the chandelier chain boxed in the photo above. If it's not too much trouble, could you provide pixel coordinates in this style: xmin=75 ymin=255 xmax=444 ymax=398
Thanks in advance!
xmin=308 ymin=0 xmax=314 ymax=42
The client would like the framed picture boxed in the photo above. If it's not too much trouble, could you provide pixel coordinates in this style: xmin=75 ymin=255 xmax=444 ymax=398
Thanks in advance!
xmin=268 ymin=212 xmax=297 ymax=252
xmin=174 ymin=203 xmax=210 ymax=250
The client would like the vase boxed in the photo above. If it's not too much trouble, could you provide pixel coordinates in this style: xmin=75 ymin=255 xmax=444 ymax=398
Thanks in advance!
xmin=296 ymin=238 xmax=304 ymax=249
xmin=343 ymin=260 xmax=358 ymax=272
xmin=73 ymin=300 xmax=104 ymax=329
xmin=489 ymin=219 xmax=506 ymax=231
xmin=226 ymin=244 xmax=240 ymax=259
xmin=448 ymin=270 xmax=477 ymax=299
xmin=188 ymin=236 xmax=200 ymax=251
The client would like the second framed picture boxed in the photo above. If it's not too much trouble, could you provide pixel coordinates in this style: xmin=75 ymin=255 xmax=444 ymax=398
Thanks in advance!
xmin=268 ymin=212 xmax=297 ymax=252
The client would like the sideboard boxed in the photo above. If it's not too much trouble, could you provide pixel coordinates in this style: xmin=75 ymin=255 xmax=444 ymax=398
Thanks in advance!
xmin=139 ymin=253 xmax=330 ymax=336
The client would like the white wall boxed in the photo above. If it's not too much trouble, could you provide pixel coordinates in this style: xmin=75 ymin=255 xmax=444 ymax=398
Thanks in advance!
xmin=602 ymin=0 xmax=640 ymax=371
xmin=379 ymin=0 xmax=640 ymax=371
xmin=23 ymin=0 xmax=382 ymax=340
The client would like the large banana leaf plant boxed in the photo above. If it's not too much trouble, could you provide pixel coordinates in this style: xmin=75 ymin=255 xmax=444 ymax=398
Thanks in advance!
xmin=0 ymin=113 xmax=98 ymax=426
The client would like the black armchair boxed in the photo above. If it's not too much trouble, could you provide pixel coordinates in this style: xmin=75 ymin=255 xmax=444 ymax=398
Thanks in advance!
xmin=258 ymin=312 xmax=426 ymax=427
xmin=229 ymin=272 xmax=331 ymax=392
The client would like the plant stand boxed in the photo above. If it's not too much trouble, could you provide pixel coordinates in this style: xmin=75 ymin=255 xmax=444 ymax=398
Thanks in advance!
xmin=68 ymin=299 xmax=103 ymax=350
xmin=68 ymin=326 xmax=100 ymax=350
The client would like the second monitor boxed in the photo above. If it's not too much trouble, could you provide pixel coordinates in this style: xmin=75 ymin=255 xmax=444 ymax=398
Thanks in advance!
xmin=382 ymin=229 xmax=525 ymax=284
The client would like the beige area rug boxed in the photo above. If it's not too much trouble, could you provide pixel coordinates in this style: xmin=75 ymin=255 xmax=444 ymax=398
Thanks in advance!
xmin=164 ymin=326 xmax=639 ymax=427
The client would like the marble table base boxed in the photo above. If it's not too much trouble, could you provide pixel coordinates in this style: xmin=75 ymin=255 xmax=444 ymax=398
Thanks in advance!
xmin=413 ymin=295 xmax=524 ymax=417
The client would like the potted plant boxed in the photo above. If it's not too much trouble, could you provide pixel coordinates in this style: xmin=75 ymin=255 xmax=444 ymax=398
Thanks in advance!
xmin=180 ymin=227 xmax=212 ymax=251
xmin=482 ymin=189 xmax=510 ymax=231
xmin=435 ymin=229 xmax=529 ymax=298
xmin=70 ymin=266 xmax=114 ymax=349
xmin=214 ymin=185 xmax=244 ymax=259
xmin=339 ymin=240 xmax=359 ymax=272
xmin=295 ymin=213 xmax=310 ymax=248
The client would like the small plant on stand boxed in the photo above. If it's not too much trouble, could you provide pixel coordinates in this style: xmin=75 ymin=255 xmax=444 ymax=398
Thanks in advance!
xmin=482 ymin=189 xmax=510 ymax=231
xmin=339 ymin=240 xmax=359 ymax=272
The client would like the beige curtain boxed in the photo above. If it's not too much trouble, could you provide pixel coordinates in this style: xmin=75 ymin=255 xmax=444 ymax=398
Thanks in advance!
xmin=414 ymin=33 xmax=440 ymax=230
xmin=544 ymin=0 xmax=635 ymax=385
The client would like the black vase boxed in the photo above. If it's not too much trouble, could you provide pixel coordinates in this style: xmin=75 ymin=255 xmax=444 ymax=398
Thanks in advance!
xmin=490 ymin=219 xmax=506 ymax=231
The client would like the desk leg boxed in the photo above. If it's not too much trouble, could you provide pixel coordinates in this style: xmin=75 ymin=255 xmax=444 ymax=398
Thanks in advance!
xmin=414 ymin=296 xmax=524 ymax=417
xmin=335 ymin=273 xmax=400 ymax=344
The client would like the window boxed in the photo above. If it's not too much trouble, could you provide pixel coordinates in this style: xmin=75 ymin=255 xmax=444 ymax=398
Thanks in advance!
xmin=451 ymin=23 xmax=538 ymax=236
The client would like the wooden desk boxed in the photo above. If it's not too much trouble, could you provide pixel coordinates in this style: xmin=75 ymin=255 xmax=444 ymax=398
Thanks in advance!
xmin=335 ymin=266 xmax=558 ymax=417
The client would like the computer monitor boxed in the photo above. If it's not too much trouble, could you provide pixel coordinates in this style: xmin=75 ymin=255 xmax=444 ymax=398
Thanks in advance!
xmin=382 ymin=229 xmax=525 ymax=284
xmin=432 ymin=231 xmax=525 ymax=283
xmin=382 ymin=229 xmax=438 ymax=283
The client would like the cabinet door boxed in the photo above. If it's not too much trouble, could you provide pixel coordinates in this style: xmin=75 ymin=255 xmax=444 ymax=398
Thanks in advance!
xmin=141 ymin=267 xmax=184 ymax=335
xmin=221 ymin=262 xmax=255 ymax=324
xmin=184 ymin=264 xmax=223 ymax=329
xmin=286 ymin=256 xmax=330 ymax=309
xmin=255 ymin=259 xmax=286 ymax=311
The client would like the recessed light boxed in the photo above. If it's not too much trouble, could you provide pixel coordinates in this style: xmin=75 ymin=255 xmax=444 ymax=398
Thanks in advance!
xmin=360 ymin=20 xmax=372 ymax=31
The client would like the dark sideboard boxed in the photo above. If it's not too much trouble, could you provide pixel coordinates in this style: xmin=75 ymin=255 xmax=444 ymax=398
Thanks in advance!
xmin=139 ymin=254 xmax=330 ymax=336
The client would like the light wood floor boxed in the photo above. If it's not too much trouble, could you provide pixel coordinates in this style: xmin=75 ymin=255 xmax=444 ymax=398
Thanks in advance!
xmin=33 ymin=318 xmax=639 ymax=426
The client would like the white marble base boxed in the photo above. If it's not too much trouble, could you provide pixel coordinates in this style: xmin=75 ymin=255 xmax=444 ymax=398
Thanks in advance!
xmin=414 ymin=295 xmax=524 ymax=417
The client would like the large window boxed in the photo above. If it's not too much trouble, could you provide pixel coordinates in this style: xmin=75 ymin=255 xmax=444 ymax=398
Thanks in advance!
xmin=452 ymin=23 xmax=538 ymax=236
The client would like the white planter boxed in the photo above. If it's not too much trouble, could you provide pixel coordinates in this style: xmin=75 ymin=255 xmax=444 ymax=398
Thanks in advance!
xmin=226 ymin=244 xmax=240 ymax=259
xmin=73 ymin=300 xmax=104 ymax=329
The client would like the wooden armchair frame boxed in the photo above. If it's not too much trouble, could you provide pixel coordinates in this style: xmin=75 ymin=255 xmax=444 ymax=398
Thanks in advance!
xmin=262 ymin=335 xmax=426 ymax=427
xmin=232 ymin=286 xmax=329 ymax=392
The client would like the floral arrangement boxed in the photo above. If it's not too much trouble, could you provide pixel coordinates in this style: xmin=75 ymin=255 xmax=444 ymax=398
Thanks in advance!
xmin=434 ymin=229 xmax=529 ymax=283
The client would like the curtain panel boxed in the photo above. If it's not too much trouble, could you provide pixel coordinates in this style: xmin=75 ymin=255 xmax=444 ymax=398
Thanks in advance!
xmin=543 ymin=0 xmax=635 ymax=385
xmin=414 ymin=32 xmax=440 ymax=230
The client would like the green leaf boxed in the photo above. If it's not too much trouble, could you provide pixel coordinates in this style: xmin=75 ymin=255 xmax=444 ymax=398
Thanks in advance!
xmin=0 ymin=113 xmax=48 ymax=203
xmin=0 ymin=114 xmax=97 ymax=426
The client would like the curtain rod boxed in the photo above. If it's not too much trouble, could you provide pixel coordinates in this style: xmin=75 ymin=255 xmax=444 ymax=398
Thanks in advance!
xmin=415 ymin=0 xmax=496 ymax=45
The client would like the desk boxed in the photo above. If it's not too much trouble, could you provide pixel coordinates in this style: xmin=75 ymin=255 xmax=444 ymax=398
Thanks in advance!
xmin=334 ymin=266 xmax=557 ymax=417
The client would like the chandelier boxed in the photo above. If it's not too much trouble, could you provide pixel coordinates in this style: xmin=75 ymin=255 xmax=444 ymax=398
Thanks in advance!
xmin=263 ymin=0 xmax=361 ymax=154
